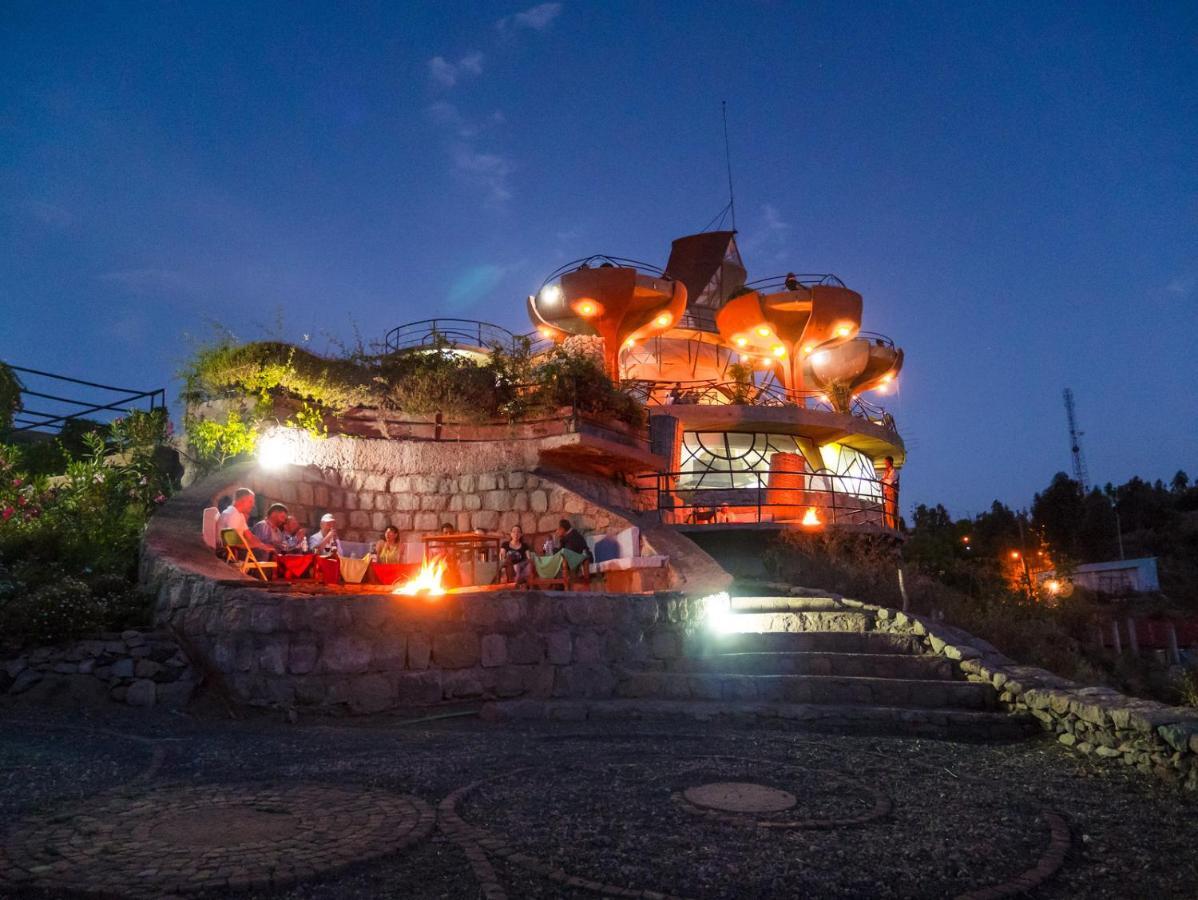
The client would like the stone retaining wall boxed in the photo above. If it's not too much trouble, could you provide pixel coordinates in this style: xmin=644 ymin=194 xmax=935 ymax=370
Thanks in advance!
xmin=144 ymin=566 xmax=705 ymax=714
xmin=837 ymin=600 xmax=1198 ymax=791
xmin=0 ymin=630 xmax=197 ymax=709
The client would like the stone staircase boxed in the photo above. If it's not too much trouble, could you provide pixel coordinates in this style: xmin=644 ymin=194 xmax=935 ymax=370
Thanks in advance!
xmin=489 ymin=596 xmax=1034 ymax=738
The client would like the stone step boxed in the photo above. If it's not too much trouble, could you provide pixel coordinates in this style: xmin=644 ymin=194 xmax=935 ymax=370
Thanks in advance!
xmin=730 ymin=596 xmax=847 ymax=612
xmin=709 ymin=631 xmax=924 ymax=655
xmin=617 ymin=671 xmax=996 ymax=710
xmin=670 ymin=651 xmax=957 ymax=681
xmin=721 ymin=610 xmax=874 ymax=634
xmin=482 ymin=698 xmax=1035 ymax=740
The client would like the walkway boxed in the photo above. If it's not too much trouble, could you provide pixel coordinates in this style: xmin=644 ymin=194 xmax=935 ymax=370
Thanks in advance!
xmin=0 ymin=704 xmax=1194 ymax=898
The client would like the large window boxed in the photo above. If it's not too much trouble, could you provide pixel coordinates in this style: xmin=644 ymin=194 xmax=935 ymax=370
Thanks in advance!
xmin=678 ymin=431 xmax=881 ymax=501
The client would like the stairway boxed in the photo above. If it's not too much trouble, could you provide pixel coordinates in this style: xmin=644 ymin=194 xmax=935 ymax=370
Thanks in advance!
xmin=488 ymin=596 xmax=1033 ymax=739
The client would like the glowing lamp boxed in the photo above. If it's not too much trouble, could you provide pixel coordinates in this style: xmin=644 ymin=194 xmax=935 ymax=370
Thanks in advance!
xmin=537 ymin=326 xmax=553 ymax=338
xmin=1045 ymin=579 xmax=1061 ymax=595
xmin=257 ymin=433 xmax=292 ymax=470
xmin=576 ymin=301 xmax=598 ymax=317
xmin=701 ymin=592 xmax=735 ymax=633
xmin=881 ymin=372 xmax=894 ymax=383
xmin=735 ymin=336 xmax=747 ymax=348
xmin=1010 ymin=551 xmax=1021 ymax=560
xmin=655 ymin=313 xmax=672 ymax=327
xmin=756 ymin=326 xmax=771 ymax=337
xmin=803 ymin=344 xmax=814 ymax=354
xmin=539 ymin=284 xmax=562 ymax=304
xmin=772 ymin=345 xmax=786 ymax=357
xmin=835 ymin=323 xmax=853 ymax=338
xmin=760 ymin=357 xmax=773 ymax=367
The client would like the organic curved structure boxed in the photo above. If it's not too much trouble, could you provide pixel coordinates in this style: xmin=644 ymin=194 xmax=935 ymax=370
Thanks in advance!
xmin=527 ymin=257 xmax=687 ymax=380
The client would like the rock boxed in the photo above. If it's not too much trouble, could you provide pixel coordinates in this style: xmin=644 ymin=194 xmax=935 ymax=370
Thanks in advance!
xmin=78 ymin=659 xmax=95 ymax=675
xmin=407 ymin=633 xmax=432 ymax=670
xmin=320 ymin=636 xmax=372 ymax=674
xmin=433 ymin=632 xmax=480 ymax=669
xmin=3 ymin=657 xmax=28 ymax=679
xmin=122 ymin=630 xmax=145 ymax=646
xmin=349 ymin=674 xmax=394 ymax=714
xmin=8 ymin=669 xmax=42 ymax=694
xmin=111 ymin=658 xmax=135 ymax=679
xmin=135 ymin=660 xmax=164 ymax=679
xmin=126 ymin=679 xmax=156 ymax=707
xmin=546 ymin=631 xmax=572 ymax=665
xmin=1058 ymin=733 xmax=1077 ymax=747
xmin=1158 ymin=721 xmax=1198 ymax=753
xmin=481 ymin=634 xmax=507 ymax=668
xmin=396 ymin=671 xmax=443 ymax=705
xmin=288 ymin=643 xmax=319 ymax=675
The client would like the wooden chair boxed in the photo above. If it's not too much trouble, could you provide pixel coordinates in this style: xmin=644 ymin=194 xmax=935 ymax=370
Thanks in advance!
xmin=526 ymin=552 xmax=570 ymax=591
xmin=220 ymin=528 xmax=278 ymax=581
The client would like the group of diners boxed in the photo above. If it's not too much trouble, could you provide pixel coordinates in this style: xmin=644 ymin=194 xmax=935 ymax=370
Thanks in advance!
xmin=216 ymin=488 xmax=592 ymax=587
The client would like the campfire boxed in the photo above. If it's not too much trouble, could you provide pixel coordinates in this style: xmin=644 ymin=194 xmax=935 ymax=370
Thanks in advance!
xmin=393 ymin=557 xmax=447 ymax=597
xmin=800 ymin=507 xmax=822 ymax=527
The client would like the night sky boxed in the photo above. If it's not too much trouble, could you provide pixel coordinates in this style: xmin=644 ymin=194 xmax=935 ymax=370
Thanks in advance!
xmin=2 ymin=2 xmax=1195 ymax=516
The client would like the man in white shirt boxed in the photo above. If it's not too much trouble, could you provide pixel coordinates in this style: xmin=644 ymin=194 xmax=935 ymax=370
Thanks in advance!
xmin=308 ymin=513 xmax=340 ymax=556
xmin=217 ymin=488 xmax=274 ymax=555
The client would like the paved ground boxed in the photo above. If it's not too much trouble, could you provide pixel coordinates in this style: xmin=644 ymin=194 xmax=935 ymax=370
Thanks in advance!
xmin=0 ymin=701 xmax=1195 ymax=899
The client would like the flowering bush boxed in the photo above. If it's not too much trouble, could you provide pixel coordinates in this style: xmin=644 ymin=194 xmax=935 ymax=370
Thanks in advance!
xmin=0 ymin=409 xmax=175 ymax=646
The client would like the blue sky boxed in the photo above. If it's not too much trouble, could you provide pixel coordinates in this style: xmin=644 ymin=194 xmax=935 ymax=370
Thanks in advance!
xmin=2 ymin=1 xmax=1195 ymax=516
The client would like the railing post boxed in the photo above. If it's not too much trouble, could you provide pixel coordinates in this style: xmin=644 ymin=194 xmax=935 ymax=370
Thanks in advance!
xmin=1126 ymin=617 xmax=1139 ymax=657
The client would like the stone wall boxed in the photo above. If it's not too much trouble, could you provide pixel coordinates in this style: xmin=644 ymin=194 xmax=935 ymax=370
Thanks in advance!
xmin=144 ymin=562 xmax=706 ymax=714
xmin=214 ymin=429 xmax=655 ymax=551
xmin=0 ymin=629 xmax=197 ymax=709
xmin=852 ymin=602 xmax=1198 ymax=792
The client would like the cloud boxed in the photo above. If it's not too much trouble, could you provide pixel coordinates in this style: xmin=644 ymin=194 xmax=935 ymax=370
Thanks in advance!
xmin=1165 ymin=275 xmax=1194 ymax=296
xmin=96 ymin=268 xmax=196 ymax=297
xmin=451 ymin=144 xmax=515 ymax=204
xmin=445 ymin=261 xmax=524 ymax=310
xmin=762 ymin=203 xmax=790 ymax=236
xmin=427 ymin=52 xmax=484 ymax=88
xmin=498 ymin=2 xmax=563 ymax=31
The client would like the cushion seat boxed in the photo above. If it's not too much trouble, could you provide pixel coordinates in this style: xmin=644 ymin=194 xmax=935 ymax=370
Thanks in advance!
xmin=593 ymin=555 xmax=668 ymax=573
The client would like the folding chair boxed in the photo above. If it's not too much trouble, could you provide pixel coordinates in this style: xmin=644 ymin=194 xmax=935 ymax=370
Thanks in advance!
xmin=220 ymin=528 xmax=278 ymax=581
xmin=201 ymin=507 xmax=220 ymax=552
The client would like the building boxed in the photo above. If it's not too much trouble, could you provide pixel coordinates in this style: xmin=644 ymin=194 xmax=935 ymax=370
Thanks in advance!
xmin=522 ymin=230 xmax=906 ymax=534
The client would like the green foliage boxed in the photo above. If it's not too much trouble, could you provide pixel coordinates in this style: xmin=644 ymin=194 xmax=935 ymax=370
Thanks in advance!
xmin=1176 ymin=667 xmax=1198 ymax=708
xmin=179 ymin=334 xmax=646 ymax=455
xmin=0 ymin=361 xmax=22 ymax=433
xmin=185 ymin=409 xmax=260 ymax=471
xmin=726 ymin=362 xmax=755 ymax=405
xmin=0 ymin=411 xmax=173 ymax=646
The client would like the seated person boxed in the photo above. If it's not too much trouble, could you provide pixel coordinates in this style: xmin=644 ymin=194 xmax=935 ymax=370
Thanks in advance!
xmin=280 ymin=515 xmax=308 ymax=553
xmin=428 ymin=522 xmax=461 ymax=587
xmin=374 ymin=525 xmax=404 ymax=563
xmin=499 ymin=525 xmax=532 ymax=584
xmin=251 ymin=503 xmax=289 ymax=553
xmin=554 ymin=518 xmax=592 ymax=577
xmin=217 ymin=488 xmax=275 ymax=558
xmin=308 ymin=513 xmax=341 ymax=556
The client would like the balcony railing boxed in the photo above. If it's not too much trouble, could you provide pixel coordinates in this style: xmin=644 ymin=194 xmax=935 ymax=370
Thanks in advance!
xmin=635 ymin=467 xmax=899 ymax=532
xmin=620 ymin=378 xmax=896 ymax=429
xmin=383 ymin=319 xmax=522 ymax=355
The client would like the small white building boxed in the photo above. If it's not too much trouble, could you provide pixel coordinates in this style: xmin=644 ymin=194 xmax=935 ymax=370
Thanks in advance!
xmin=1041 ymin=557 xmax=1160 ymax=595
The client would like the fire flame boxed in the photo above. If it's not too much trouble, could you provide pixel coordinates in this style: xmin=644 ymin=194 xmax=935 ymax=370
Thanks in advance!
xmin=801 ymin=507 xmax=822 ymax=527
xmin=393 ymin=557 xmax=447 ymax=597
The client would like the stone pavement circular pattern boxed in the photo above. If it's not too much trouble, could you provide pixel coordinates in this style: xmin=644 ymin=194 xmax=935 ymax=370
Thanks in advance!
xmin=682 ymin=781 xmax=797 ymax=814
xmin=0 ymin=782 xmax=435 ymax=897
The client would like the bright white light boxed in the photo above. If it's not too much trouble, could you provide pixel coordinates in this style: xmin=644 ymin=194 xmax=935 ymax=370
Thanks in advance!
xmin=257 ymin=433 xmax=291 ymax=470
xmin=812 ymin=351 xmax=829 ymax=365
xmin=701 ymin=592 xmax=736 ymax=633
xmin=539 ymin=284 xmax=562 ymax=304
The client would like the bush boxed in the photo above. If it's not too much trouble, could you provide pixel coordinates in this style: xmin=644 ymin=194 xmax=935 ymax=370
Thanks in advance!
xmin=180 ymin=334 xmax=646 ymax=472
xmin=0 ymin=411 xmax=174 ymax=647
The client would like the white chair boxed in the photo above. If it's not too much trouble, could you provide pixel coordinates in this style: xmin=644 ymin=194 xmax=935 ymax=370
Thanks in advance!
xmin=202 ymin=507 xmax=220 ymax=550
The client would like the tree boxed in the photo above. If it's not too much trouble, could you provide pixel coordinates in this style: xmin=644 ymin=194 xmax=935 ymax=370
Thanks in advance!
xmin=1171 ymin=470 xmax=1190 ymax=494
xmin=1031 ymin=472 xmax=1084 ymax=558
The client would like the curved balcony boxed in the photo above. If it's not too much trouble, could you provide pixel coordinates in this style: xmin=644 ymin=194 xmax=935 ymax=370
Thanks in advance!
xmin=383 ymin=319 xmax=522 ymax=360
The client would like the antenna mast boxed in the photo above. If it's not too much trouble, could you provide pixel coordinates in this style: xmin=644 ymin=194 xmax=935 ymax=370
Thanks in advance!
xmin=1063 ymin=388 xmax=1090 ymax=491
xmin=722 ymin=100 xmax=736 ymax=231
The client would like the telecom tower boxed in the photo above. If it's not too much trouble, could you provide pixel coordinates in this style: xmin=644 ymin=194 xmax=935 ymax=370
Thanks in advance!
xmin=1063 ymin=388 xmax=1089 ymax=491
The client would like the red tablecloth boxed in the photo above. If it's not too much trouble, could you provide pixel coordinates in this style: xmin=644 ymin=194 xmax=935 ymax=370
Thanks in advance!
xmin=277 ymin=554 xmax=315 ymax=580
xmin=371 ymin=562 xmax=419 ymax=585
xmin=314 ymin=556 xmax=342 ymax=584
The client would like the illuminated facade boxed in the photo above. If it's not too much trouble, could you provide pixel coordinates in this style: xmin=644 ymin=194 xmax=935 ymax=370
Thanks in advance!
xmin=526 ymin=231 xmax=906 ymax=532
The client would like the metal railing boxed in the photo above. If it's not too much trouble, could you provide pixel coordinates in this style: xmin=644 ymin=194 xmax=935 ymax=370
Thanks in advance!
xmin=6 ymin=365 xmax=166 ymax=433
xmin=537 ymin=255 xmax=667 ymax=290
xmin=635 ymin=467 xmax=899 ymax=531
xmin=742 ymin=273 xmax=848 ymax=292
xmin=619 ymin=377 xmax=896 ymax=428
xmin=382 ymin=319 xmax=521 ymax=355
